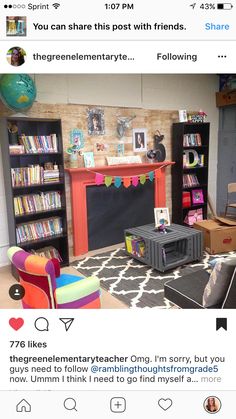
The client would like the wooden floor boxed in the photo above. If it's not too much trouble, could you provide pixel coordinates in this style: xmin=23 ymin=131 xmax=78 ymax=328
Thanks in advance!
xmin=0 ymin=244 xmax=127 ymax=309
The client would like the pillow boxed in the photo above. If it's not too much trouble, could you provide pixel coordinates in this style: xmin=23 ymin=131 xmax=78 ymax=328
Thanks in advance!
xmin=208 ymin=257 xmax=225 ymax=270
xmin=203 ymin=257 xmax=236 ymax=308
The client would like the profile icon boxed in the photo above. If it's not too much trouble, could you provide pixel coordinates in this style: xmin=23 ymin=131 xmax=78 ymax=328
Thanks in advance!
xmin=7 ymin=46 xmax=26 ymax=67
xmin=203 ymin=396 xmax=221 ymax=414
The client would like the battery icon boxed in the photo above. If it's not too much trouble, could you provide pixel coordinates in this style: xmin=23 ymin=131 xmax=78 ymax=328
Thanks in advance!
xmin=217 ymin=3 xmax=233 ymax=9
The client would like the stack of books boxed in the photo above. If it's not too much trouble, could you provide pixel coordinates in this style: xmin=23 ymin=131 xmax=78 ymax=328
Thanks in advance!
xmin=31 ymin=246 xmax=62 ymax=261
xmin=9 ymin=145 xmax=25 ymax=155
xmin=16 ymin=217 xmax=63 ymax=244
xmin=18 ymin=134 xmax=58 ymax=153
xmin=11 ymin=165 xmax=60 ymax=187
xmin=43 ymin=168 xmax=60 ymax=183
xmin=183 ymin=174 xmax=200 ymax=188
xmin=14 ymin=191 xmax=62 ymax=216
xmin=183 ymin=133 xmax=202 ymax=147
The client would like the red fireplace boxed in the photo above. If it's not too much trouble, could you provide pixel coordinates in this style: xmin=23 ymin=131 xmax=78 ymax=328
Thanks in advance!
xmin=66 ymin=162 xmax=174 ymax=256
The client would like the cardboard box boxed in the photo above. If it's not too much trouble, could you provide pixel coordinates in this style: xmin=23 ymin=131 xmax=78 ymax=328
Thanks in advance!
xmin=194 ymin=217 xmax=236 ymax=254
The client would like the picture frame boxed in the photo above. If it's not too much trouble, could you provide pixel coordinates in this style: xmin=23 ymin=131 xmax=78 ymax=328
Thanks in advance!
xmin=83 ymin=151 xmax=95 ymax=168
xmin=133 ymin=128 xmax=147 ymax=152
xmin=154 ymin=207 xmax=170 ymax=228
xmin=178 ymin=110 xmax=188 ymax=122
xmin=70 ymin=129 xmax=84 ymax=150
xmin=87 ymin=108 xmax=105 ymax=136
xmin=192 ymin=189 xmax=204 ymax=204
xmin=94 ymin=142 xmax=109 ymax=155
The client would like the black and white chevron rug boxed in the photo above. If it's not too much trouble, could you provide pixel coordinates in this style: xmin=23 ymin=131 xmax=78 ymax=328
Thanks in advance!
xmin=71 ymin=248 xmax=232 ymax=309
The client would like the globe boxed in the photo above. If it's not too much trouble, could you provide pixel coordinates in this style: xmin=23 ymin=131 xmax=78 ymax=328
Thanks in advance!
xmin=0 ymin=74 xmax=36 ymax=112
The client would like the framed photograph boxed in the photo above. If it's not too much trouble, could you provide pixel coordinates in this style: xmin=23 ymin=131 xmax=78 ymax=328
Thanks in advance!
xmin=87 ymin=108 xmax=105 ymax=136
xmin=133 ymin=129 xmax=147 ymax=152
xmin=178 ymin=110 xmax=188 ymax=122
xmin=154 ymin=207 xmax=170 ymax=228
xmin=192 ymin=189 xmax=204 ymax=204
xmin=83 ymin=151 xmax=95 ymax=168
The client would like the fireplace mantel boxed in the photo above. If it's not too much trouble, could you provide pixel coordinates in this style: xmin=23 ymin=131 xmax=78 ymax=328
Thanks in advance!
xmin=66 ymin=162 xmax=174 ymax=256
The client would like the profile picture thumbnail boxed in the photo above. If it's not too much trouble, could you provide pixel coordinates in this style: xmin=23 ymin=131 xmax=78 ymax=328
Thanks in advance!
xmin=7 ymin=46 xmax=26 ymax=67
xmin=203 ymin=396 xmax=221 ymax=414
xmin=6 ymin=16 xmax=27 ymax=36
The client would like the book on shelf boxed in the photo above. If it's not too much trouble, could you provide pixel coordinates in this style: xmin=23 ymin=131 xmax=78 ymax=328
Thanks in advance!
xmin=14 ymin=191 xmax=62 ymax=216
xmin=125 ymin=234 xmax=145 ymax=258
xmin=183 ymin=174 xmax=200 ymax=188
xmin=184 ymin=208 xmax=203 ymax=226
xmin=18 ymin=134 xmax=58 ymax=154
xmin=183 ymin=133 xmax=202 ymax=147
xmin=9 ymin=145 xmax=25 ymax=155
xmin=16 ymin=216 xmax=63 ymax=244
xmin=31 ymin=246 xmax=62 ymax=262
xmin=182 ymin=191 xmax=191 ymax=208
xmin=11 ymin=164 xmax=60 ymax=187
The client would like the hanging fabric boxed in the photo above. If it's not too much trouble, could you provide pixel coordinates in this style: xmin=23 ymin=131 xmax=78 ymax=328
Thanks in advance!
xmin=114 ymin=176 xmax=122 ymax=188
xmin=104 ymin=176 xmax=113 ymax=187
xmin=140 ymin=174 xmax=146 ymax=185
xmin=123 ymin=177 xmax=131 ymax=188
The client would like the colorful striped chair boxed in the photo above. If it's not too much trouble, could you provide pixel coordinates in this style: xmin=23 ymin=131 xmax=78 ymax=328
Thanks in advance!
xmin=7 ymin=246 xmax=101 ymax=309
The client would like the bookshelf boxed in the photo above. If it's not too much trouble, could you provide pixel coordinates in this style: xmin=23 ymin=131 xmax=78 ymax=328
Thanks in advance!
xmin=0 ymin=117 xmax=69 ymax=267
xmin=172 ymin=122 xmax=210 ymax=226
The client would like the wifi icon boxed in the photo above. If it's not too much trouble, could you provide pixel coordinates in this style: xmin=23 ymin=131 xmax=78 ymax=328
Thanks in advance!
xmin=52 ymin=3 xmax=60 ymax=9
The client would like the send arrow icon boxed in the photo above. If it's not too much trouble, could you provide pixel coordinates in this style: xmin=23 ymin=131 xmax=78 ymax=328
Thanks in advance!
xmin=59 ymin=318 xmax=74 ymax=331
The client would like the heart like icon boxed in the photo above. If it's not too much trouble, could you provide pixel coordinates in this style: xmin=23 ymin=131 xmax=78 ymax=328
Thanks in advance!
xmin=158 ymin=398 xmax=173 ymax=411
xmin=9 ymin=318 xmax=24 ymax=331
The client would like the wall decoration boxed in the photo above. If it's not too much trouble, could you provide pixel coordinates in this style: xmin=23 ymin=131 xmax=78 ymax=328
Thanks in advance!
xmin=106 ymin=156 xmax=142 ymax=166
xmin=83 ymin=151 xmax=95 ymax=168
xmin=87 ymin=108 xmax=105 ymax=135
xmin=117 ymin=115 xmax=136 ymax=138
xmin=116 ymin=141 xmax=125 ymax=157
xmin=70 ymin=129 xmax=84 ymax=150
xmin=133 ymin=129 xmax=147 ymax=152
xmin=154 ymin=207 xmax=170 ymax=228
xmin=146 ymin=129 xmax=166 ymax=163
xmin=94 ymin=142 xmax=109 ymax=154
xmin=192 ymin=189 xmax=204 ymax=204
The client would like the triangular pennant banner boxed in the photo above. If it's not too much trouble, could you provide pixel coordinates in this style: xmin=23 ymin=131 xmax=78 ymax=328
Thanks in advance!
xmin=104 ymin=176 xmax=113 ymax=187
xmin=95 ymin=173 xmax=104 ymax=185
xmin=140 ymin=174 xmax=146 ymax=185
xmin=123 ymin=177 xmax=131 ymax=188
xmin=114 ymin=176 xmax=122 ymax=188
xmin=131 ymin=176 xmax=139 ymax=187
xmin=148 ymin=171 xmax=154 ymax=182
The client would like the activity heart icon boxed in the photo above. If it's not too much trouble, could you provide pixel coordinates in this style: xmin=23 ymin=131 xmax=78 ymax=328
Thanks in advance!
xmin=158 ymin=398 xmax=173 ymax=411
xmin=9 ymin=318 xmax=24 ymax=331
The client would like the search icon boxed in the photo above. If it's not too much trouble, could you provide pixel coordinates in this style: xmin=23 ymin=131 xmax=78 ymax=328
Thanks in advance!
xmin=64 ymin=398 xmax=77 ymax=411
xmin=34 ymin=317 xmax=49 ymax=332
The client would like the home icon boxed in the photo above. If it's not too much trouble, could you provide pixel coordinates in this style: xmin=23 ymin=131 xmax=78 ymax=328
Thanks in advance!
xmin=16 ymin=399 xmax=31 ymax=413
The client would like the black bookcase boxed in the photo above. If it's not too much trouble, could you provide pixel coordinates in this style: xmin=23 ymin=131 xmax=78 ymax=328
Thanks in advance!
xmin=171 ymin=122 xmax=210 ymax=225
xmin=0 ymin=117 xmax=69 ymax=266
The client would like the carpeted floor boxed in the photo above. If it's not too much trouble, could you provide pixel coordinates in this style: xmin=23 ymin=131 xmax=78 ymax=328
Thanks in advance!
xmin=72 ymin=248 xmax=232 ymax=309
